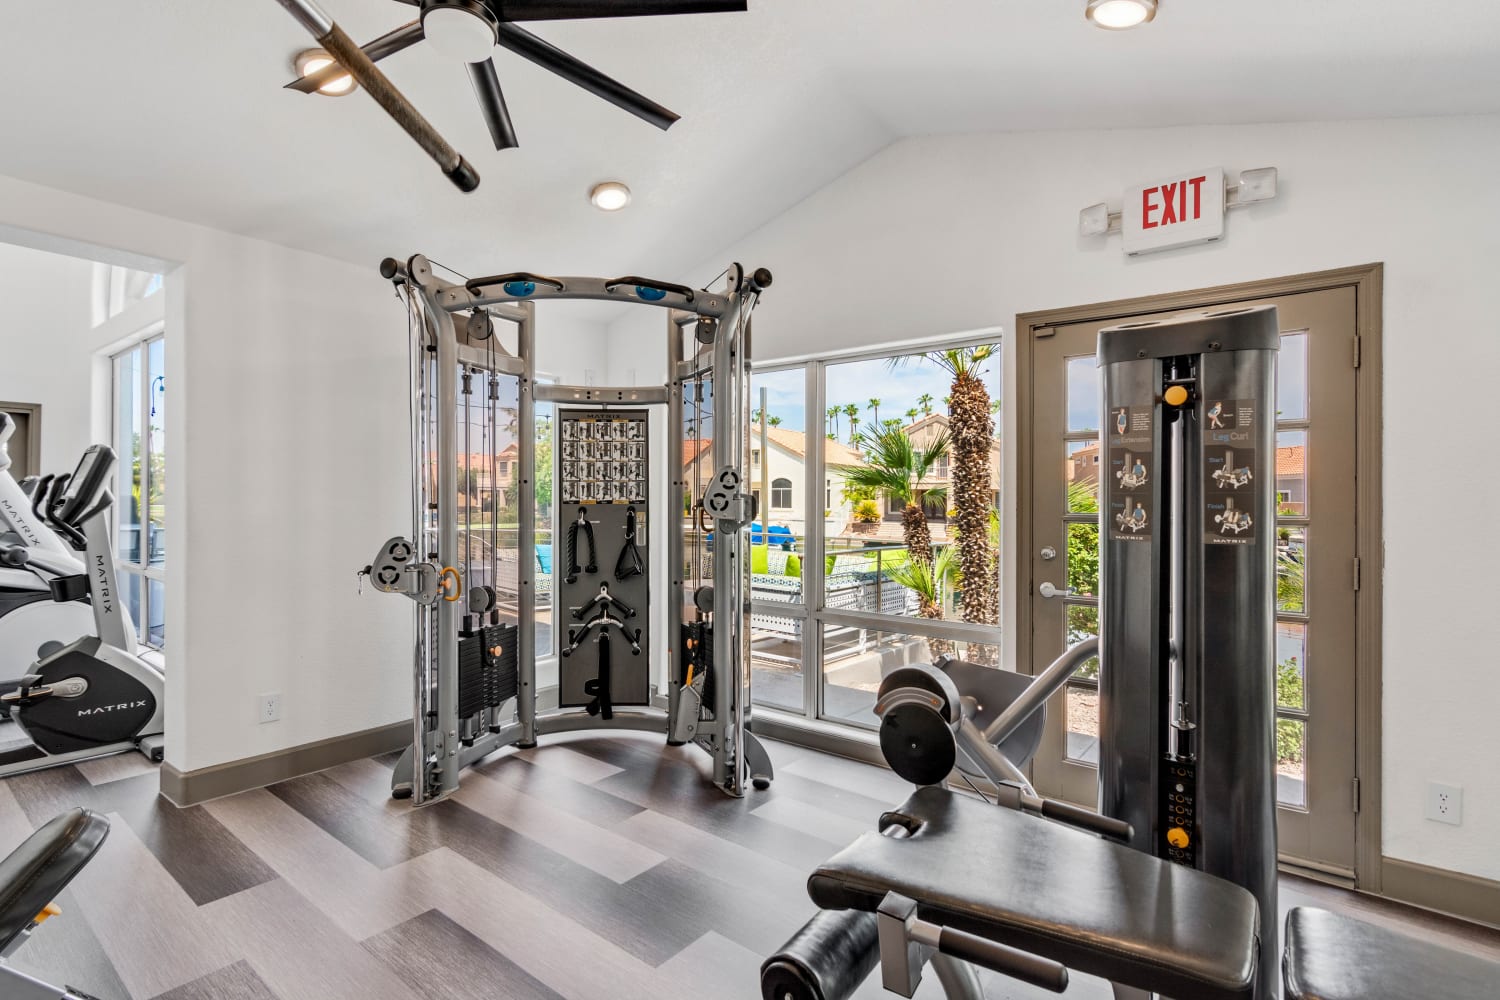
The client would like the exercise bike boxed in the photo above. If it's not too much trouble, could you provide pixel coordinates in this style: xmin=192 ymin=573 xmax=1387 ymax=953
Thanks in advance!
xmin=0 ymin=418 xmax=164 ymax=775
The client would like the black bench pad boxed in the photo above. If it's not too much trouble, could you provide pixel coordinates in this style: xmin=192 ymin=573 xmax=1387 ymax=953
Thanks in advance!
xmin=0 ymin=808 xmax=109 ymax=952
xmin=807 ymin=787 xmax=1259 ymax=1000
xmin=1284 ymin=906 xmax=1500 ymax=1000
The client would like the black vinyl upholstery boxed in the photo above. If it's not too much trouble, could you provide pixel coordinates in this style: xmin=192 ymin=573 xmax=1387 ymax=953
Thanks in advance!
xmin=760 ymin=908 xmax=879 ymax=1000
xmin=807 ymin=787 xmax=1259 ymax=1000
xmin=1283 ymin=906 xmax=1500 ymax=1000
xmin=0 ymin=808 xmax=110 ymax=952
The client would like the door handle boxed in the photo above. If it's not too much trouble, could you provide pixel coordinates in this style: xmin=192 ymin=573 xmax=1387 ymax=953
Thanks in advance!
xmin=1038 ymin=581 xmax=1073 ymax=599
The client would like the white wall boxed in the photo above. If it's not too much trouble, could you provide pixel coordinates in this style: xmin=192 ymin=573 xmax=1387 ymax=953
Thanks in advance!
xmin=605 ymin=114 xmax=1500 ymax=882
xmin=0 ymin=244 xmax=98 ymax=469
xmin=0 ymin=175 xmax=607 ymax=777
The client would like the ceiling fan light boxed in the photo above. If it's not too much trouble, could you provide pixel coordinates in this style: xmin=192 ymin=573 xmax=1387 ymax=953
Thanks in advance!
xmin=1085 ymin=0 xmax=1157 ymax=30
xmin=295 ymin=49 xmax=356 ymax=96
xmin=590 ymin=182 xmax=632 ymax=212
xmin=422 ymin=2 xmax=500 ymax=63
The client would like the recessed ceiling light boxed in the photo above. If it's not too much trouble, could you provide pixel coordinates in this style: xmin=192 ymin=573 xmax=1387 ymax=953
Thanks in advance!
xmin=1085 ymin=0 xmax=1157 ymax=30
xmin=590 ymin=182 xmax=632 ymax=212
xmin=295 ymin=49 xmax=356 ymax=96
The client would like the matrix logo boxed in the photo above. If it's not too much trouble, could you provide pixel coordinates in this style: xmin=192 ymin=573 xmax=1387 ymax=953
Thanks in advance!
xmin=77 ymin=700 xmax=148 ymax=717
xmin=94 ymin=556 xmax=113 ymax=614
xmin=0 ymin=498 xmax=42 ymax=545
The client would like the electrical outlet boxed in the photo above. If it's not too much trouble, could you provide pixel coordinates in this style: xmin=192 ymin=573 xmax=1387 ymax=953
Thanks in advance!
xmin=257 ymin=693 xmax=282 ymax=725
xmin=1425 ymin=781 xmax=1462 ymax=826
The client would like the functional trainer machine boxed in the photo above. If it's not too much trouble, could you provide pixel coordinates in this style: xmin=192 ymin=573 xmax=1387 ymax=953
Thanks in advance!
xmin=760 ymin=307 xmax=1499 ymax=1000
xmin=364 ymin=254 xmax=775 ymax=804
xmin=0 ymin=418 xmax=165 ymax=775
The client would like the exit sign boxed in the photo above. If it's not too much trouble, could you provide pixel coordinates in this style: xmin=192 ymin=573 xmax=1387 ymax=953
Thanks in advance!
xmin=1121 ymin=169 xmax=1225 ymax=255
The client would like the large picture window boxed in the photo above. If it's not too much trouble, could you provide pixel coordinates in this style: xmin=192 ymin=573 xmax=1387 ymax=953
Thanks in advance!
xmin=747 ymin=338 xmax=1003 ymax=730
xmin=112 ymin=332 xmax=165 ymax=650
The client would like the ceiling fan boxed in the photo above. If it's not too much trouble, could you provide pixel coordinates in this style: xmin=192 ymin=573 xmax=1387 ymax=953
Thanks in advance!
xmin=286 ymin=1 xmax=748 ymax=153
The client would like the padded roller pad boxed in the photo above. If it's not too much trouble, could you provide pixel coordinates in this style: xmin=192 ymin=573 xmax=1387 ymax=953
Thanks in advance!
xmin=1283 ymin=906 xmax=1500 ymax=1000
xmin=760 ymin=908 xmax=879 ymax=1000
xmin=0 ymin=808 xmax=109 ymax=952
xmin=807 ymin=787 xmax=1259 ymax=1000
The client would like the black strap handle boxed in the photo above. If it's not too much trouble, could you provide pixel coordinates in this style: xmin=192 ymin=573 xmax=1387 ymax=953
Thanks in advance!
xmin=937 ymin=926 xmax=1069 ymax=994
xmin=615 ymin=506 xmax=645 ymax=581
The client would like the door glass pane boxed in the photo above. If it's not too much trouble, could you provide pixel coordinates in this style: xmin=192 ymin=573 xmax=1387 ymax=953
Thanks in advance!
xmin=146 ymin=338 xmax=165 ymax=567
xmin=534 ymin=395 xmax=554 ymax=661
xmin=114 ymin=348 xmax=142 ymax=564
xmin=821 ymin=623 xmax=999 ymax=728
xmin=1066 ymin=356 xmax=1099 ymax=433
xmin=1277 ymin=333 xmax=1309 ymax=421
xmin=147 ymin=577 xmax=166 ymax=650
xmin=1277 ymin=622 xmax=1306 ymax=710
xmin=1065 ymin=604 xmax=1100 ymax=764
xmin=1275 ymin=429 xmax=1307 ymax=516
xmin=1065 ymin=521 xmax=1099 ymax=598
xmin=1277 ymin=718 xmax=1307 ymax=808
xmin=750 ymin=366 xmax=808 ymax=613
xmin=1277 ymin=525 xmax=1306 ymax=614
xmin=1065 ymin=440 xmax=1101 ymax=512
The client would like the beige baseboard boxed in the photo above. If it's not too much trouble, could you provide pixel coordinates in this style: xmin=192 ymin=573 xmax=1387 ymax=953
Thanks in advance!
xmin=1381 ymin=856 xmax=1500 ymax=929
xmin=159 ymin=721 xmax=410 ymax=807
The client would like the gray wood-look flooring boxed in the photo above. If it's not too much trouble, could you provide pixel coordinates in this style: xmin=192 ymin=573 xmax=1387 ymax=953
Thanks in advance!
xmin=2 ymin=733 xmax=1497 ymax=1000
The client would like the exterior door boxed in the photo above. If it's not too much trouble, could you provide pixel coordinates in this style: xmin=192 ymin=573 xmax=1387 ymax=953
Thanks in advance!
xmin=1028 ymin=286 xmax=1360 ymax=877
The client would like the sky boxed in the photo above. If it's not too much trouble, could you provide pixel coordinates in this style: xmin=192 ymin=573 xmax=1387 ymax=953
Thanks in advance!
xmin=751 ymin=346 xmax=1004 ymax=439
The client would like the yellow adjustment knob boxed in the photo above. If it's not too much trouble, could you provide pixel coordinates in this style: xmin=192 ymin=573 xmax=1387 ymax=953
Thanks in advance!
xmin=1163 ymin=385 xmax=1190 ymax=407
xmin=33 ymin=902 xmax=62 ymax=925
xmin=1167 ymin=827 xmax=1190 ymax=849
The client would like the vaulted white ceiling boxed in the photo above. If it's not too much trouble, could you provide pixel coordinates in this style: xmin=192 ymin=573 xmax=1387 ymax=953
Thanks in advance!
xmin=0 ymin=1 xmax=1496 ymax=288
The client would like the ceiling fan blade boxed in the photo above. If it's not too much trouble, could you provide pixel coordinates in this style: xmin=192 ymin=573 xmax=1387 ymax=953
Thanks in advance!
xmin=491 ymin=1 xmax=746 ymax=20
xmin=285 ymin=20 xmax=425 ymax=93
xmin=468 ymin=59 xmax=520 ymax=150
xmin=495 ymin=23 xmax=679 ymax=130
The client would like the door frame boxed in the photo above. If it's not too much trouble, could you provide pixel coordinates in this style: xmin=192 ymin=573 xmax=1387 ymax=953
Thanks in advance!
xmin=1014 ymin=263 xmax=1384 ymax=891
xmin=0 ymin=401 xmax=42 ymax=477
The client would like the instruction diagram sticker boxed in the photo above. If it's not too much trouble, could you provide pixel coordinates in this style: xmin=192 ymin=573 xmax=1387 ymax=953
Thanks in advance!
xmin=1107 ymin=405 xmax=1153 ymax=542
xmin=1204 ymin=398 xmax=1257 ymax=544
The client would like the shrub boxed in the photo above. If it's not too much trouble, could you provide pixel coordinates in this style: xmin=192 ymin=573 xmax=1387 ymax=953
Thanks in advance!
xmin=1276 ymin=656 xmax=1305 ymax=763
xmin=853 ymin=499 xmax=881 ymax=523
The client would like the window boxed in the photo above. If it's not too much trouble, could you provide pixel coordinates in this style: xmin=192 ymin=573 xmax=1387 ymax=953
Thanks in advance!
xmin=748 ymin=338 xmax=1002 ymax=731
xmin=771 ymin=478 xmax=793 ymax=509
xmin=112 ymin=333 xmax=166 ymax=649
xmin=752 ymin=448 xmax=761 ymax=466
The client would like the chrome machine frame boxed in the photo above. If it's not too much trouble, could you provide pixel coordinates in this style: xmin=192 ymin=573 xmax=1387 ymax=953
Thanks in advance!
xmin=367 ymin=254 xmax=774 ymax=805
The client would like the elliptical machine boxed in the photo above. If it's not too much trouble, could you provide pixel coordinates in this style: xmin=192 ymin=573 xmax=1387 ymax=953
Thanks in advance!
xmin=0 ymin=415 xmax=165 ymax=774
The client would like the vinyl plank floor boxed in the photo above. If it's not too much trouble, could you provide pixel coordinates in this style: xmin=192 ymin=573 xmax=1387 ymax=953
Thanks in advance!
xmin=454 ymin=767 xmax=666 ymax=883
xmin=75 ymin=752 xmax=162 ymax=786
xmin=4 ymin=737 xmax=1499 ymax=1000
xmin=149 ymin=961 xmax=283 ymax=1000
xmin=364 ymin=909 xmax=565 ymax=1000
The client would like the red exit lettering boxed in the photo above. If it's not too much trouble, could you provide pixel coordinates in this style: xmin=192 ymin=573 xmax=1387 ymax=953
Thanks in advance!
xmin=1141 ymin=175 xmax=1207 ymax=229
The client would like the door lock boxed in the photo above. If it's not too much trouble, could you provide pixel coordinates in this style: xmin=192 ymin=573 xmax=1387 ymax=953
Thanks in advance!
xmin=1039 ymin=546 xmax=1057 ymax=561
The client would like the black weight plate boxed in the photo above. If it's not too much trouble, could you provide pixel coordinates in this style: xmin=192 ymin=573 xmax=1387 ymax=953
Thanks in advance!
xmin=880 ymin=702 xmax=958 ymax=787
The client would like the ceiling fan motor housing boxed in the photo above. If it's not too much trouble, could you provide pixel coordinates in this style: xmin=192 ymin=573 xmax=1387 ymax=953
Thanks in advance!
xmin=421 ymin=0 xmax=501 ymax=63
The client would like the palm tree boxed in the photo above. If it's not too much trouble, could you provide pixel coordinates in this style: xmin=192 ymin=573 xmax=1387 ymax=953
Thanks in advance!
xmin=918 ymin=393 xmax=935 ymax=416
xmin=905 ymin=408 xmax=919 ymax=422
xmin=920 ymin=347 xmax=998 ymax=630
xmin=844 ymin=403 xmax=860 ymax=445
xmin=827 ymin=405 xmax=841 ymax=440
xmin=887 ymin=545 xmax=957 ymax=639
xmin=868 ymin=398 xmax=882 ymax=425
xmin=842 ymin=423 xmax=950 ymax=566
xmin=767 ymin=415 xmax=783 ymax=427
xmin=848 ymin=414 xmax=861 ymax=444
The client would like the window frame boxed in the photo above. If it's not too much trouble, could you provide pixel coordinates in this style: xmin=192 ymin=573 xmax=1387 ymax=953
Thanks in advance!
xmin=770 ymin=477 xmax=793 ymax=510
xmin=111 ymin=328 xmax=166 ymax=650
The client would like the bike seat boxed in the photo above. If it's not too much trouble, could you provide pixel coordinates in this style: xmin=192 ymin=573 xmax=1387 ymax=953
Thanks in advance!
xmin=0 ymin=808 xmax=110 ymax=952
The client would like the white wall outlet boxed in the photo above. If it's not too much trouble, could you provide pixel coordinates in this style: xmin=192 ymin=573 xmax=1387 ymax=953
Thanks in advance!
xmin=257 ymin=693 xmax=282 ymax=724
xmin=1425 ymin=781 xmax=1462 ymax=826
xmin=584 ymin=368 xmax=598 ymax=386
